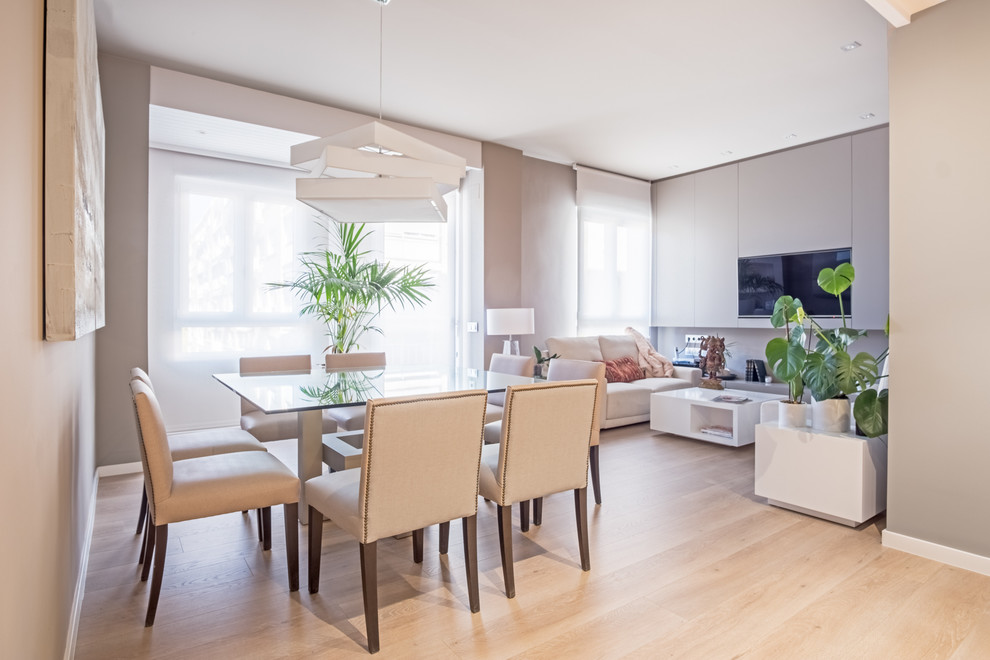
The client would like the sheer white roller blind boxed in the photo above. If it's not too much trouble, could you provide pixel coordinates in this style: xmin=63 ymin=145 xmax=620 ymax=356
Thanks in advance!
xmin=575 ymin=166 xmax=652 ymax=335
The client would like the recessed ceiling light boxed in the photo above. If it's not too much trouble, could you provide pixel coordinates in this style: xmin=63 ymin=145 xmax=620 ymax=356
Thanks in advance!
xmin=721 ymin=150 xmax=734 ymax=156
xmin=670 ymin=165 xmax=681 ymax=170
xmin=840 ymin=41 xmax=862 ymax=52
xmin=784 ymin=133 xmax=798 ymax=140
xmin=859 ymin=112 xmax=876 ymax=120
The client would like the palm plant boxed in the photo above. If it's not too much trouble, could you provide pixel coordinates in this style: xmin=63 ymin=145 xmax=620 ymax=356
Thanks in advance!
xmin=271 ymin=221 xmax=434 ymax=355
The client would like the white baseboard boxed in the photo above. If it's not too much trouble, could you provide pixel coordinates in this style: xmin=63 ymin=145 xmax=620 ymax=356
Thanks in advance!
xmin=64 ymin=470 xmax=100 ymax=660
xmin=97 ymin=461 xmax=142 ymax=477
xmin=883 ymin=529 xmax=990 ymax=577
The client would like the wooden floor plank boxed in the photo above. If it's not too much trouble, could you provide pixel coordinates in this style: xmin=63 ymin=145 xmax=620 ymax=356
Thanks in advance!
xmin=74 ymin=424 xmax=990 ymax=658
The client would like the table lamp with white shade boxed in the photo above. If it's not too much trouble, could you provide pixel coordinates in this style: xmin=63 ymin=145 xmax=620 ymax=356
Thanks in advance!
xmin=486 ymin=308 xmax=535 ymax=355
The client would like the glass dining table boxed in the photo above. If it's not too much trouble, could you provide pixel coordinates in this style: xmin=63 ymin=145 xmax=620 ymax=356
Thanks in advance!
xmin=214 ymin=365 xmax=536 ymax=523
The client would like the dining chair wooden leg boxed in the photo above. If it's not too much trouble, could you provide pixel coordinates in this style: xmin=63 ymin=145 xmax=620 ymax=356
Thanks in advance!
xmin=461 ymin=515 xmax=480 ymax=613
xmin=439 ymin=521 xmax=450 ymax=555
xmin=496 ymin=505 xmax=515 ymax=598
xmin=533 ymin=497 xmax=543 ymax=526
xmin=590 ymin=445 xmax=602 ymax=505
xmin=307 ymin=505 xmax=323 ymax=594
xmin=138 ymin=514 xmax=149 ymax=565
xmin=574 ymin=487 xmax=591 ymax=571
xmin=519 ymin=500 xmax=530 ymax=532
xmin=284 ymin=502 xmax=299 ymax=592
xmin=359 ymin=541 xmax=380 ymax=654
xmin=256 ymin=508 xmax=264 ymax=542
xmin=136 ymin=487 xmax=148 ymax=534
xmin=412 ymin=528 xmax=425 ymax=564
xmin=141 ymin=519 xmax=156 ymax=581
xmin=261 ymin=507 xmax=272 ymax=551
xmin=145 ymin=524 xmax=168 ymax=627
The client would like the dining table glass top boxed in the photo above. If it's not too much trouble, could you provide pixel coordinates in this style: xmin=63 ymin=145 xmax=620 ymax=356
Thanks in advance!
xmin=214 ymin=365 xmax=537 ymax=414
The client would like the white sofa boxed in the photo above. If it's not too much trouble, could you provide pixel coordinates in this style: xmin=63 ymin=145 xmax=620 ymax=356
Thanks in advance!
xmin=546 ymin=334 xmax=701 ymax=429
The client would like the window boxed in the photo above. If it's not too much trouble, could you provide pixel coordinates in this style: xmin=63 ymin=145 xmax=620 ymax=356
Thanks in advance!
xmin=578 ymin=209 xmax=651 ymax=335
xmin=575 ymin=166 xmax=652 ymax=335
xmin=173 ymin=176 xmax=312 ymax=357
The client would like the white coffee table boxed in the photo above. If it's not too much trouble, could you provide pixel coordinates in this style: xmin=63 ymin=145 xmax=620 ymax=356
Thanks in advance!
xmin=649 ymin=387 xmax=787 ymax=447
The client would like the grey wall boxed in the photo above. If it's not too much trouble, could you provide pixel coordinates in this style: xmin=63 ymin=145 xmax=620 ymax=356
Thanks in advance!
xmin=0 ymin=1 xmax=98 ymax=656
xmin=481 ymin=142 xmax=524 ymax=360
xmin=95 ymin=54 xmax=150 ymax=466
xmin=521 ymin=156 xmax=578 ymax=349
xmin=886 ymin=0 xmax=990 ymax=557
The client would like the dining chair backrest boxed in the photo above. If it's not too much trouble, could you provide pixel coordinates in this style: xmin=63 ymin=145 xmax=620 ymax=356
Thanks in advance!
xmin=131 ymin=367 xmax=154 ymax=390
xmin=130 ymin=379 xmax=175 ymax=523
xmin=358 ymin=390 xmax=488 ymax=544
xmin=238 ymin=355 xmax=312 ymax=415
xmin=546 ymin=358 xmax=606 ymax=447
xmin=489 ymin=353 xmax=535 ymax=377
xmin=494 ymin=379 xmax=598 ymax=505
xmin=325 ymin=352 xmax=387 ymax=371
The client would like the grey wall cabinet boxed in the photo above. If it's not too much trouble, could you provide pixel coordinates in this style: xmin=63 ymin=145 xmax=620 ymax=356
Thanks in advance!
xmin=652 ymin=127 xmax=889 ymax=331
xmin=738 ymin=137 xmax=853 ymax=258
xmin=851 ymin=128 xmax=890 ymax=331
xmin=653 ymin=175 xmax=696 ymax=327
xmin=694 ymin=166 xmax=739 ymax=327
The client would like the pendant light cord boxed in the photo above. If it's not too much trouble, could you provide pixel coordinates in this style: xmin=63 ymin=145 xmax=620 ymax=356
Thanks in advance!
xmin=378 ymin=1 xmax=384 ymax=122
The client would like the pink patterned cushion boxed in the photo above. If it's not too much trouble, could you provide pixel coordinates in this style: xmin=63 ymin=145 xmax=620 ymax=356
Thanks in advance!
xmin=602 ymin=356 xmax=644 ymax=383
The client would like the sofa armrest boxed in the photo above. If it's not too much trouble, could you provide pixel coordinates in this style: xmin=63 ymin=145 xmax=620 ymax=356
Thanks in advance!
xmin=672 ymin=366 xmax=702 ymax=386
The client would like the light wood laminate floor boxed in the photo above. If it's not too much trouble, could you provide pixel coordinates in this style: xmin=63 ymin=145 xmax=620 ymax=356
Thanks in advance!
xmin=76 ymin=425 xmax=990 ymax=659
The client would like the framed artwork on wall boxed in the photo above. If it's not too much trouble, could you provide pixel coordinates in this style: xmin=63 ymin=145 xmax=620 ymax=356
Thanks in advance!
xmin=44 ymin=0 xmax=106 ymax=341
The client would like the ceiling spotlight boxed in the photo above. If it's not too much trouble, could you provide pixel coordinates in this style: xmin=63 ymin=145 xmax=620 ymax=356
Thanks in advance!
xmin=784 ymin=133 xmax=798 ymax=140
xmin=860 ymin=112 xmax=876 ymax=120
xmin=720 ymin=150 xmax=734 ymax=156
xmin=840 ymin=41 xmax=862 ymax=52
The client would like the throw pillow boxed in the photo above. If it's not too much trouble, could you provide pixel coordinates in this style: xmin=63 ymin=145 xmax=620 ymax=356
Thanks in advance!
xmin=603 ymin=356 xmax=644 ymax=383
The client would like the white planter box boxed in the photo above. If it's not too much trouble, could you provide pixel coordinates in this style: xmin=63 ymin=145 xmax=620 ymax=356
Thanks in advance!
xmin=754 ymin=422 xmax=887 ymax=526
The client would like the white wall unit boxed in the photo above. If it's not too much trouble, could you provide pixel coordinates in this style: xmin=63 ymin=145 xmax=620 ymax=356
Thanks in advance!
xmin=694 ymin=166 xmax=739 ymax=327
xmin=851 ymin=127 xmax=890 ymax=330
xmin=755 ymin=421 xmax=888 ymax=526
xmin=738 ymin=137 xmax=853 ymax=258
xmin=653 ymin=175 xmax=695 ymax=326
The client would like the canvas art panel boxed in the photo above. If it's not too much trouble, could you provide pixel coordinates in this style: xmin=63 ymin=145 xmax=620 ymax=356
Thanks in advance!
xmin=45 ymin=0 xmax=106 ymax=341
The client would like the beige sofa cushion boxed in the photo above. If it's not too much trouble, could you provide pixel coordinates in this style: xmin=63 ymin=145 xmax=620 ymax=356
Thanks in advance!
xmin=598 ymin=334 xmax=639 ymax=362
xmin=546 ymin=336 xmax=604 ymax=362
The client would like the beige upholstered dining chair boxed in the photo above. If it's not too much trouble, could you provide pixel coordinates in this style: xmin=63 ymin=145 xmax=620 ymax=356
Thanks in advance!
xmin=305 ymin=389 xmax=488 ymax=654
xmin=478 ymin=379 xmax=598 ymax=598
xmin=484 ymin=353 xmax=536 ymax=424
xmin=130 ymin=379 xmax=300 ymax=626
xmin=544 ymin=358 xmax=607 ymax=506
xmin=239 ymin=354 xmax=339 ymax=441
xmin=322 ymin=352 xmax=387 ymax=432
xmin=129 ymin=368 xmax=269 ymax=552
xmin=483 ymin=357 xmax=605 ymax=530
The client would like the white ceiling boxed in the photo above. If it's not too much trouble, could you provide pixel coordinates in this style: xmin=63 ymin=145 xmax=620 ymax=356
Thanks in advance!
xmin=95 ymin=0 xmax=893 ymax=181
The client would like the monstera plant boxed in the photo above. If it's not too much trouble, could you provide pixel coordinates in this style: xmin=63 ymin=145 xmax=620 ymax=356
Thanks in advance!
xmin=765 ymin=263 xmax=888 ymax=436
xmin=271 ymin=221 xmax=434 ymax=355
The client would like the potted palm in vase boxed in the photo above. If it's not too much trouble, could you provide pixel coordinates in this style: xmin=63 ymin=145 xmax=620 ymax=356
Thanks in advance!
xmin=271 ymin=221 xmax=434 ymax=356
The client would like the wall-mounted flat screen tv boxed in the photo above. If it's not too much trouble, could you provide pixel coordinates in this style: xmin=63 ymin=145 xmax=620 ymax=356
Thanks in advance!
xmin=738 ymin=248 xmax=852 ymax=317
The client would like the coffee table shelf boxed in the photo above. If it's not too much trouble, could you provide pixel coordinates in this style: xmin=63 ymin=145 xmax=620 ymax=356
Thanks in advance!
xmin=649 ymin=387 xmax=787 ymax=447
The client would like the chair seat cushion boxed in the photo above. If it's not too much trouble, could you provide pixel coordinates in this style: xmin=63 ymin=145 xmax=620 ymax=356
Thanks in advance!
xmin=155 ymin=452 xmax=299 ymax=525
xmin=241 ymin=410 xmax=338 ymax=442
xmin=324 ymin=405 xmax=366 ymax=432
xmin=484 ymin=403 xmax=503 ymax=425
xmin=483 ymin=420 xmax=501 ymax=445
xmin=169 ymin=427 xmax=266 ymax=461
xmin=305 ymin=470 xmax=363 ymax=541
xmin=477 ymin=443 xmax=503 ymax=504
